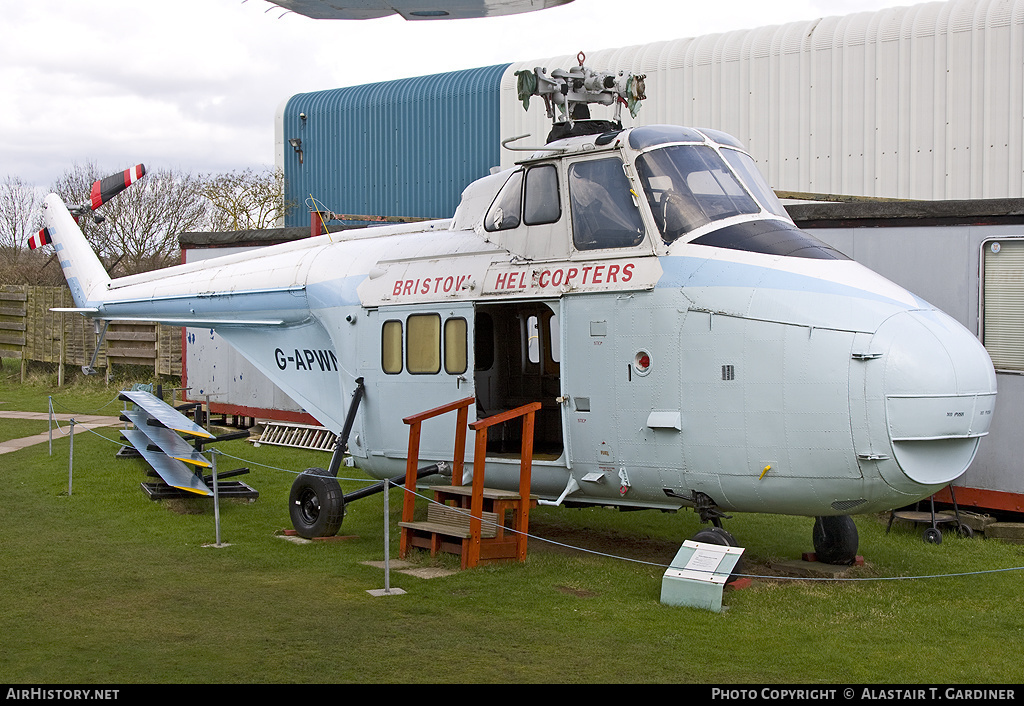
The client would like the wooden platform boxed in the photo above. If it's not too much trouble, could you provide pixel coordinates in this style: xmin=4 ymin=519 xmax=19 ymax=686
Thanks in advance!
xmin=400 ymin=485 xmax=536 ymax=569
xmin=397 ymin=398 xmax=542 ymax=570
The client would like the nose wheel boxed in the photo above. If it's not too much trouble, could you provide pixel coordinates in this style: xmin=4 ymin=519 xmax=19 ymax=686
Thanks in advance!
xmin=812 ymin=515 xmax=859 ymax=565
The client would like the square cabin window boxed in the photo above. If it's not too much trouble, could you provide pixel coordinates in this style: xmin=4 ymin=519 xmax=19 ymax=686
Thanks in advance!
xmin=444 ymin=317 xmax=468 ymax=374
xmin=381 ymin=320 xmax=403 ymax=374
xmin=407 ymin=313 xmax=441 ymax=374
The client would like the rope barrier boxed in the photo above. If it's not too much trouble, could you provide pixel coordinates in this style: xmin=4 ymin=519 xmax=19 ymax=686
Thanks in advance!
xmin=47 ymin=408 xmax=1024 ymax=583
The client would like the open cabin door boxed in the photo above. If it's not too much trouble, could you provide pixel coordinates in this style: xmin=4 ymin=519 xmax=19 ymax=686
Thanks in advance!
xmin=473 ymin=300 xmax=564 ymax=463
xmin=360 ymin=303 xmax=476 ymax=464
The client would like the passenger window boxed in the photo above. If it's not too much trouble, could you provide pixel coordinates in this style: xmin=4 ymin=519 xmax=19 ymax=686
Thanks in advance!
xmin=407 ymin=314 xmax=441 ymax=374
xmin=484 ymin=170 xmax=523 ymax=232
xmin=523 ymin=165 xmax=560 ymax=226
xmin=524 ymin=309 xmax=559 ymax=372
xmin=444 ymin=317 xmax=468 ymax=375
xmin=568 ymin=158 xmax=645 ymax=250
xmin=381 ymin=320 xmax=403 ymax=374
xmin=526 ymin=315 xmax=540 ymax=364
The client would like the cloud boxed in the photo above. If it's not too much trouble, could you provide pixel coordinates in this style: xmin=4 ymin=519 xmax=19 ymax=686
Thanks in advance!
xmin=1 ymin=0 xmax=906 ymax=188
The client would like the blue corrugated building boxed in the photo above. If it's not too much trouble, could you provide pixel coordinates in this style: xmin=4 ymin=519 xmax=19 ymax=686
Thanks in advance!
xmin=277 ymin=64 xmax=509 ymax=226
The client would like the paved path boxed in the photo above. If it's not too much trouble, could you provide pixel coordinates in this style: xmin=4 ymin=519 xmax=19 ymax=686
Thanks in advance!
xmin=0 ymin=411 xmax=123 ymax=455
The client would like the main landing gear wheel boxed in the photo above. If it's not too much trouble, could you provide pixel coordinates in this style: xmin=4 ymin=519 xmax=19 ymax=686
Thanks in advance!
xmin=289 ymin=468 xmax=345 ymax=539
xmin=812 ymin=515 xmax=859 ymax=565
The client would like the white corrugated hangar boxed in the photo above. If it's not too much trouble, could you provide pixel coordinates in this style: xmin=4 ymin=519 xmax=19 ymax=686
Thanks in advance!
xmin=190 ymin=0 xmax=1024 ymax=512
xmin=500 ymin=0 xmax=1024 ymax=201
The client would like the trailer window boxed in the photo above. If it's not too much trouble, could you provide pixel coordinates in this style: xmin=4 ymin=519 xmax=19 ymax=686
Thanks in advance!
xmin=407 ymin=313 xmax=441 ymax=374
xmin=983 ymin=239 xmax=1024 ymax=372
xmin=381 ymin=320 xmax=403 ymax=374
xmin=444 ymin=317 xmax=468 ymax=375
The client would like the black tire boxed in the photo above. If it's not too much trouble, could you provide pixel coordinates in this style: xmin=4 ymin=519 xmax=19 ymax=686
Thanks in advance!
xmin=289 ymin=468 xmax=345 ymax=538
xmin=955 ymin=524 xmax=975 ymax=539
xmin=698 ymin=526 xmax=738 ymax=547
xmin=923 ymin=527 xmax=943 ymax=544
xmin=692 ymin=528 xmax=728 ymax=545
xmin=812 ymin=515 xmax=859 ymax=565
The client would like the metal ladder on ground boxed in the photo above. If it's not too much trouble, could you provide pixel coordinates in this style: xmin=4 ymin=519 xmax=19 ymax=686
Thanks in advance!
xmin=253 ymin=421 xmax=338 ymax=452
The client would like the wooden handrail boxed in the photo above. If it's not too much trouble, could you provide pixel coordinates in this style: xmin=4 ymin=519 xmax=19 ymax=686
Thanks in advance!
xmin=467 ymin=401 xmax=541 ymax=566
xmin=400 ymin=396 xmax=473 ymax=534
xmin=399 ymin=398 xmax=542 ymax=568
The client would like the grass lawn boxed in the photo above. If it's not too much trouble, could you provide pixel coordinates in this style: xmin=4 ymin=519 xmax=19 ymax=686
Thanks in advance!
xmin=2 ymin=361 xmax=1023 ymax=684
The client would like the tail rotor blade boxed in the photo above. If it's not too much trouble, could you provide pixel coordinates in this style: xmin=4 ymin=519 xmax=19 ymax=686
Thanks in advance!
xmin=90 ymin=163 xmax=146 ymax=210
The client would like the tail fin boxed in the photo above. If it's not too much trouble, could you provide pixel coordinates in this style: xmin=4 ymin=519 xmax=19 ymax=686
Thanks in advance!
xmin=41 ymin=193 xmax=112 ymax=308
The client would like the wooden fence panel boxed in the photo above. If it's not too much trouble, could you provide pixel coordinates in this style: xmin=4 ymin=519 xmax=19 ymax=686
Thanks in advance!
xmin=2 ymin=285 xmax=181 ymax=376
xmin=0 ymin=285 xmax=27 ymax=360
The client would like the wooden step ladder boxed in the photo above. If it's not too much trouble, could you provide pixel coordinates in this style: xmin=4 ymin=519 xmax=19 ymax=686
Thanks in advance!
xmin=398 ymin=397 xmax=541 ymax=570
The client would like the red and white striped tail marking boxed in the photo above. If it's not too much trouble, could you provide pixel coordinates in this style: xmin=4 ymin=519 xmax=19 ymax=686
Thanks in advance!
xmin=90 ymin=163 xmax=146 ymax=211
xmin=28 ymin=227 xmax=52 ymax=250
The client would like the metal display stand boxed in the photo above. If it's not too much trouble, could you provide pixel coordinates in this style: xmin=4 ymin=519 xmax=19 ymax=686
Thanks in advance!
xmin=886 ymin=485 xmax=973 ymax=543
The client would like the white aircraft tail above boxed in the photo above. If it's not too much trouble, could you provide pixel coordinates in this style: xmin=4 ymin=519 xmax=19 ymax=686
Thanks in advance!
xmin=38 ymin=164 xmax=147 ymax=310
xmin=41 ymin=193 xmax=111 ymax=310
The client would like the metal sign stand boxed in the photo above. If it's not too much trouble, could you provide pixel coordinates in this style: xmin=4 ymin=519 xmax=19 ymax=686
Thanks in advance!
xmin=660 ymin=540 xmax=744 ymax=612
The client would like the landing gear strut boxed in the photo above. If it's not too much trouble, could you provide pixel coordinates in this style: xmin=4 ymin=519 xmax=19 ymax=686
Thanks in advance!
xmin=812 ymin=515 xmax=859 ymax=565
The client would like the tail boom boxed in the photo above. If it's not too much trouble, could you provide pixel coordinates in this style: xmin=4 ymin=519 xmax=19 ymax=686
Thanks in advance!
xmin=41 ymin=194 xmax=112 ymax=309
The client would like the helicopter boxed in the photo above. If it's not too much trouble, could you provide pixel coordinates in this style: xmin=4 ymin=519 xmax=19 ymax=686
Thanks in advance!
xmin=39 ymin=59 xmax=996 ymax=565
xmin=265 ymin=0 xmax=574 ymax=21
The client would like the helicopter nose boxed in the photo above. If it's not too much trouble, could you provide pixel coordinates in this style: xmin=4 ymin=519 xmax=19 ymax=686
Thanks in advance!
xmin=856 ymin=309 xmax=997 ymax=493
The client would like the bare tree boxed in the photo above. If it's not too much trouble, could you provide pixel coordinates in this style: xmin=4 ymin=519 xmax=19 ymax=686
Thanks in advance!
xmin=0 ymin=175 xmax=42 ymax=258
xmin=50 ymin=162 xmax=211 ymax=275
xmin=1 ymin=162 xmax=291 ymax=285
xmin=202 ymin=167 xmax=293 ymax=231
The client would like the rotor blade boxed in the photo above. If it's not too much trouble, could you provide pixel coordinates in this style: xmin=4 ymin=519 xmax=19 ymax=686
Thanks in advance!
xmin=90 ymin=164 xmax=146 ymax=210
xmin=28 ymin=227 xmax=53 ymax=250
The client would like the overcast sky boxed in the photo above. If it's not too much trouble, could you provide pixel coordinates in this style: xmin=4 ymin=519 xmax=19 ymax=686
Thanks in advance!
xmin=1 ymin=0 xmax=905 ymax=189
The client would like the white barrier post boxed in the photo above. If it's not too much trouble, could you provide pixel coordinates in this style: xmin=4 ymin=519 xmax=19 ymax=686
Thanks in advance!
xmin=212 ymin=450 xmax=222 ymax=546
xmin=67 ymin=418 xmax=75 ymax=496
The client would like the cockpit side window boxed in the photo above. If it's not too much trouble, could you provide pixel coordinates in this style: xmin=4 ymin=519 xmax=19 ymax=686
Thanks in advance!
xmin=484 ymin=169 xmax=523 ymax=232
xmin=636 ymin=145 xmax=760 ymax=243
xmin=568 ymin=158 xmax=645 ymax=251
xmin=523 ymin=164 xmax=561 ymax=226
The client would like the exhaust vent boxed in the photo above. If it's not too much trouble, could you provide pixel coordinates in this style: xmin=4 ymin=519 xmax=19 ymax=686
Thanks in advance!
xmin=831 ymin=498 xmax=866 ymax=512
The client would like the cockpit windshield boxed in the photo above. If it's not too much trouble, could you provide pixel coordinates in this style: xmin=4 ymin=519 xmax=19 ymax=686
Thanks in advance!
xmin=635 ymin=144 xmax=760 ymax=243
